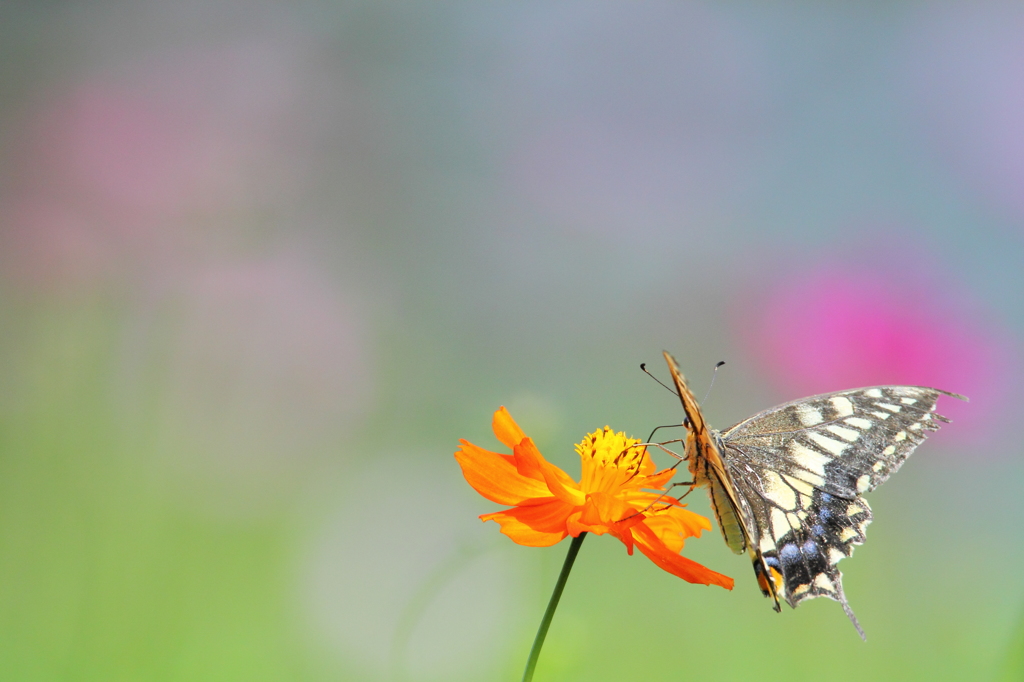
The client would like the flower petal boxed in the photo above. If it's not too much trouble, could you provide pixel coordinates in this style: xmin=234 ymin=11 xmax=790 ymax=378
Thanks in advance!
xmin=579 ymin=491 xmax=632 ymax=527
xmin=565 ymin=509 xmax=606 ymax=537
xmin=513 ymin=439 xmax=585 ymax=506
xmin=632 ymin=522 xmax=733 ymax=588
xmin=641 ymin=507 xmax=713 ymax=553
xmin=492 ymin=406 xmax=527 ymax=450
xmin=636 ymin=467 xmax=677 ymax=490
xmin=480 ymin=498 xmax=574 ymax=547
xmin=637 ymin=450 xmax=658 ymax=477
xmin=455 ymin=439 xmax=552 ymax=505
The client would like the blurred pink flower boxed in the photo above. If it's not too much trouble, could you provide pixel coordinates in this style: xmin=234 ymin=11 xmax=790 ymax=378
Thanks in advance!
xmin=738 ymin=263 xmax=1015 ymax=443
xmin=37 ymin=85 xmax=228 ymax=215
xmin=0 ymin=40 xmax=312 ymax=292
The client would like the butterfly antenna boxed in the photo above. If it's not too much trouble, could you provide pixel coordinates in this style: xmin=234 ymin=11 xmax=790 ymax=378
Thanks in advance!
xmin=641 ymin=361 xmax=691 ymax=437
xmin=701 ymin=361 xmax=726 ymax=405
xmin=640 ymin=362 xmax=679 ymax=397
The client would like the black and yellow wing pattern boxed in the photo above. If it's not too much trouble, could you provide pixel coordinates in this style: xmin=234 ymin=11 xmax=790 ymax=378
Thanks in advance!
xmin=662 ymin=351 xmax=966 ymax=639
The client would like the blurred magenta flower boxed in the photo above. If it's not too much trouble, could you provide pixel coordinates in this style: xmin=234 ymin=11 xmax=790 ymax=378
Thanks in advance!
xmin=738 ymin=262 xmax=1015 ymax=442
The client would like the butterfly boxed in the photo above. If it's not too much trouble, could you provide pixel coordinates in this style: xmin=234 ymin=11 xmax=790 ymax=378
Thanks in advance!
xmin=661 ymin=351 xmax=966 ymax=639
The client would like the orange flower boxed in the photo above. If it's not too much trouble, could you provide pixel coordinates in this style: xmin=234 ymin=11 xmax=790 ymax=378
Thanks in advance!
xmin=455 ymin=407 xmax=733 ymax=589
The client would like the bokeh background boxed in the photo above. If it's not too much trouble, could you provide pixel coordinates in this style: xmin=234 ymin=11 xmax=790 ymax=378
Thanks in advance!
xmin=1 ymin=2 xmax=1023 ymax=681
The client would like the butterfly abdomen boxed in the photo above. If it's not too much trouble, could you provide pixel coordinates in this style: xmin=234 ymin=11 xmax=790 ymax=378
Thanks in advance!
xmin=708 ymin=470 xmax=747 ymax=554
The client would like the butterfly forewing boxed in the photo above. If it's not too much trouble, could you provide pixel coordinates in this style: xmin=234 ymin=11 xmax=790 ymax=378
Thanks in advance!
xmin=721 ymin=386 xmax=955 ymax=498
xmin=662 ymin=352 xmax=966 ymax=639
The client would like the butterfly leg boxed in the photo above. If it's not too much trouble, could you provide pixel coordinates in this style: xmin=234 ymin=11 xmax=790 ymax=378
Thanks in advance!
xmin=664 ymin=480 xmax=697 ymax=500
xmin=639 ymin=440 xmax=686 ymax=461
xmin=614 ymin=480 xmax=697 ymax=524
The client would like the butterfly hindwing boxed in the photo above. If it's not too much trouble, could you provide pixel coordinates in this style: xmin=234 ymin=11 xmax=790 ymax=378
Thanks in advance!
xmin=662 ymin=352 xmax=966 ymax=639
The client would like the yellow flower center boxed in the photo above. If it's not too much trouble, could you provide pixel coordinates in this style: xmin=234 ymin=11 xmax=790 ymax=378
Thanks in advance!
xmin=575 ymin=427 xmax=647 ymax=495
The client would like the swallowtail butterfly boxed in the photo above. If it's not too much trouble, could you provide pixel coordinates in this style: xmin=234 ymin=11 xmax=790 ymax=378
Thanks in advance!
xmin=662 ymin=351 xmax=966 ymax=639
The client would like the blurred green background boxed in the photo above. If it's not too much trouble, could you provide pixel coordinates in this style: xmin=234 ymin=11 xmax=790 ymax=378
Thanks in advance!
xmin=1 ymin=3 xmax=1022 ymax=681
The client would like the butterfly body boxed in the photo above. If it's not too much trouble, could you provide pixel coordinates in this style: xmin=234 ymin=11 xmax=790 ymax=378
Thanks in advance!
xmin=663 ymin=351 xmax=966 ymax=639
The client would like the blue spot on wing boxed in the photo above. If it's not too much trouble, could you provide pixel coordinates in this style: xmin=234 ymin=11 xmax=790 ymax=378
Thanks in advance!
xmin=780 ymin=543 xmax=800 ymax=564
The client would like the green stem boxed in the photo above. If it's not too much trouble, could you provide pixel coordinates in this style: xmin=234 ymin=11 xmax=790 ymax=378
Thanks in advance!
xmin=522 ymin=532 xmax=587 ymax=682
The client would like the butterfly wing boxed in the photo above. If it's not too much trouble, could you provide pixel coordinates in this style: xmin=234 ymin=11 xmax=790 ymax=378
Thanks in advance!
xmin=662 ymin=352 xmax=751 ymax=556
xmin=717 ymin=385 xmax=966 ymax=639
